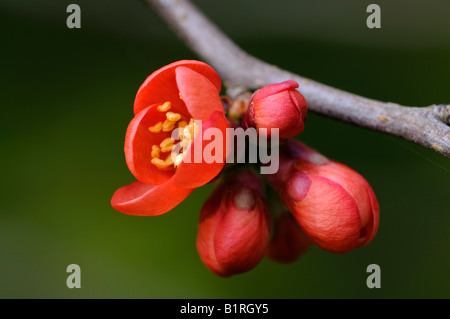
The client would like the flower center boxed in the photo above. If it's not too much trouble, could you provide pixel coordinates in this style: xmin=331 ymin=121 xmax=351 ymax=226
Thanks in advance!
xmin=148 ymin=101 xmax=199 ymax=170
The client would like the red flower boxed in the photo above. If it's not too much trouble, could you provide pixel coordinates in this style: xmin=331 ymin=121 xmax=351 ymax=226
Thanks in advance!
xmin=266 ymin=211 xmax=311 ymax=263
xmin=111 ymin=60 xmax=229 ymax=216
xmin=242 ymin=80 xmax=307 ymax=141
xmin=196 ymin=169 xmax=272 ymax=277
xmin=268 ymin=140 xmax=380 ymax=253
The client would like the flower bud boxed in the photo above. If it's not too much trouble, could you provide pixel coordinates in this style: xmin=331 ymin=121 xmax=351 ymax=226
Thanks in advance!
xmin=267 ymin=140 xmax=379 ymax=253
xmin=242 ymin=80 xmax=307 ymax=141
xmin=196 ymin=169 xmax=272 ymax=277
xmin=266 ymin=211 xmax=311 ymax=263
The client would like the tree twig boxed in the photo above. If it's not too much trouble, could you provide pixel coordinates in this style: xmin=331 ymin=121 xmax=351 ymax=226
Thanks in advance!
xmin=143 ymin=0 xmax=450 ymax=158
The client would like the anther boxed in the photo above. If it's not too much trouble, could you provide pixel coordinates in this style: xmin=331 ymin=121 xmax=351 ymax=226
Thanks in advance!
xmin=162 ymin=119 xmax=176 ymax=132
xmin=164 ymin=154 xmax=174 ymax=166
xmin=151 ymin=158 xmax=172 ymax=170
xmin=161 ymin=145 xmax=175 ymax=153
xmin=166 ymin=112 xmax=181 ymax=122
xmin=160 ymin=137 xmax=174 ymax=148
xmin=151 ymin=145 xmax=160 ymax=158
xmin=148 ymin=121 xmax=163 ymax=133
xmin=159 ymin=137 xmax=174 ymax=153
xmin=157 ymin=101 xmax=171 ymax=112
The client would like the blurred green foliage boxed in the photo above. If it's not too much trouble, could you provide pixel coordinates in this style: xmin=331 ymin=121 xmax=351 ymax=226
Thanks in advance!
xmin=0 ymin=0 xmax=449 ymax=298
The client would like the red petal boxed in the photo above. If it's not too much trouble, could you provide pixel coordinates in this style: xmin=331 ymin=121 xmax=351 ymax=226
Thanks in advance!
xmin=125 ymin=105 xmax=174 ymax=185
xmin=266 ymin=212 xmax=311 ymax=263
xmin=111 ymin=180 xmax=193 ymax=216
xmin=253 ymin=90 xmax=304 ymax=138
xmin=307 ymin=162 xmax=372 ymax=228
xmin=289 ymin=175 xmax=361 ymax=253
xmin=213 ymin=200 xmax=271 ymax=275
xmin=197 ymin=174 xmax=271 ymax=277
xmin=172 ymin=111 xmax=229 ymax=189
xmin=253 ymin=80 xmax=299 ymax=100
xmin=134 ymin=60 xmax=221 ymax=115
xmin=196 ymin=191 xmax=226 ymax=276
xmin=175 ymin=66 xmax=224 ymax=121
xmin=357 ymin=182 xmax=380 ymax=248
xmin=289 ymin=89 xmax=308 ymax=122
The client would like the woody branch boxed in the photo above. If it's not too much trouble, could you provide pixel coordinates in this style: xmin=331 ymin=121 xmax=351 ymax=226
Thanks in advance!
xmin=143 ymin=0 xmax=450 ymax=158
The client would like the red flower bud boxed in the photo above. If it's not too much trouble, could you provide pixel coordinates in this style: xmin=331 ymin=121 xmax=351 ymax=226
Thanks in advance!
xmin=196 ymin=169 xmax=272 ymax=277
xmin=242 ymin=80 xmax=307 ymax=141
xmin=268 ymin=140 xmax=379 ymax=253
xmin=266 ymin=211 xmax=311 ymax=263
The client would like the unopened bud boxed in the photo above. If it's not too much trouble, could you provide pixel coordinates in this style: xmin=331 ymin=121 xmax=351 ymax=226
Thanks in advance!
xmin=197 ymin=169 xmax=272 ymax=276
xmin=242 ymin=80 xmax=307 ymax=141
xmin=267 ymin=140 xmax=379 ymax=253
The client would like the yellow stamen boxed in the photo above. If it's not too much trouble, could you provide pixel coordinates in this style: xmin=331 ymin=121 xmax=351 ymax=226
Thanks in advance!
xmin=151 ymin=158 xmax=172 ymax=170
xmin=162 ymin=119 xmax=176 ymax=132
xmin=149 ymin=116 xmax=199 ymax=170
xmin=160 ymin=137 xmax=174 ymax=148
xmin=160 ymin=137 xmax=175 ymax=153
xmin=151 ymin=145 xmax=160 ymax=158
xmin=148 ymin=121 xmax=163 ymax=133
xmin=164 ymin=154 xmax=174 ymax=166
xmin=161 ymin=145 xmax=175 ymax=153
xmin=157 ymin=101 xmax=171 ymax=112
xmin=166 ymin=112 xmax=181 ymax=122
xmin=179 ymin=92 xmax=183 ymax=100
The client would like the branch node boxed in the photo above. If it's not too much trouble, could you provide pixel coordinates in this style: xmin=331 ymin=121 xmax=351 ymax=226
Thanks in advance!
xmin=432 ymin=104 xmax=450 ymax=125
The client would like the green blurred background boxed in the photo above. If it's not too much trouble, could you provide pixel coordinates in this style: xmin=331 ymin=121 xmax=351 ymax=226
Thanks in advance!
xmin=1 ymin=0 xmax=449 ymax=298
